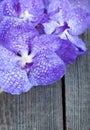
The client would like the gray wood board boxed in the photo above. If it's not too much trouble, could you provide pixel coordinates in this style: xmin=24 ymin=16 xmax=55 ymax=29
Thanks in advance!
xmin=65 ymin=29 xmax=90 ymax=130
xmin=0 ymin=81 xmax=63 ymax=130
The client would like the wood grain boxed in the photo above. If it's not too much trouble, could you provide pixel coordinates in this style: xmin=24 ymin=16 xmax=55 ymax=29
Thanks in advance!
xmin=65 ymin=29 xmax=90 ymax=130
xmin=0 ymin=81 xmax=63 ymax=130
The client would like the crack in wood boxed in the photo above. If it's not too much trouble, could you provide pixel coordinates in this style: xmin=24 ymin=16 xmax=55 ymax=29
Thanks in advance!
xmin=62 ymin=76 xmax=66 ymax=130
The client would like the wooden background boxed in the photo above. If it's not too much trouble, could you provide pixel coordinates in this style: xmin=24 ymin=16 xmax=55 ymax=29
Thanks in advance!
xmin=0 ymin=29 xmax=90 ymax=130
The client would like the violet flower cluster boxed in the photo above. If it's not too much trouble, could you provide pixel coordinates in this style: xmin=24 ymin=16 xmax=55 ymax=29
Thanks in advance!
xmin=0 ymin=0 xmax=90 ymax=94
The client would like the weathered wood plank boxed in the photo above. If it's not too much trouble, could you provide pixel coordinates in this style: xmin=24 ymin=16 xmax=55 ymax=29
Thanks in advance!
xmin=65 ymin=29 xmax=90 ymax=130
xmin=0 ymin=81 xmax=63 ymax=130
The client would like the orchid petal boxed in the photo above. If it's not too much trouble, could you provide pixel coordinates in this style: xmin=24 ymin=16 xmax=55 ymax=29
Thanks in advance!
xmin=28 ymin=50 xmax=65 ymax=85
xmin=0 ymin=17 xmax=38 ymax=54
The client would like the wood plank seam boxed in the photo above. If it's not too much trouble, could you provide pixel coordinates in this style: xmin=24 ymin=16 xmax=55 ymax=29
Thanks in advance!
xmin=62 ymin=76 xmax=66 ymax=130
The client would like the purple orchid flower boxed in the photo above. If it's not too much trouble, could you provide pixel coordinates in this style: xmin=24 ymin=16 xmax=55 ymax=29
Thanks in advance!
xmin=43 ymin=0 xmax=90 ymax=56
xmin=0 ymin=17 xmax=65 ymax=94
xmin=0 ymin=45 xmax=65 ymax=95
xmin=0 ymin=0 xmax=90 ymax=95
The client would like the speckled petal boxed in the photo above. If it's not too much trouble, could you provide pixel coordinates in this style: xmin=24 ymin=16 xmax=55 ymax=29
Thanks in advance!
xmin=47 ymin=0 xmax=59 ymax=12
xmin=48 ymin=0 xmax=70 ymax=19
xmin=0 ymin=45 xmax=32 ymax=94
xmin=0 ymin=0 xmax=20 ymax=17
xmin=28 ymin=50 xmax=65 ymax=86
xmin=0 ymin=17 xmax=38 ymax=54
xmin=67 ymin=8 xmax=90 ymax=35
xmin=20 ymin=0 xmax=44 ymax=12
xmin=69 ymin=0 xmax=90 ymax=12
xmin=0 ymin=67 xmax=33 ymax=95
xmin=31 ymin=34 xmax=61 ymax=54
xmin=19 ymin=0 xmax=44 ymax=23
xmin=0 ymin=45 xmax=18 ymax=70
xmin=0 ymin=0 xmax=44 ymax=23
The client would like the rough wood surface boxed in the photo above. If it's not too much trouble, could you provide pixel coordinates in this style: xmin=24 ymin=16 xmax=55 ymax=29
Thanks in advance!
xmin=0 ymin=81 xmax=63 ymax=130
xmin=65 ymin=29 xmax=90 ymax=130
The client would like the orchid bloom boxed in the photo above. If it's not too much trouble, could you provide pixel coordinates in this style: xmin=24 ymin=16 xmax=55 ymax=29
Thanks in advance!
xmin=0 ymin=0 xmax=90 ymax=94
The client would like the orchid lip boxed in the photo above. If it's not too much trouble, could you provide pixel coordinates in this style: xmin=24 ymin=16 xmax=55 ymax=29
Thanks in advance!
xmin=16 ymin=50 xmax=34 ymax=68
xmin=21 ymin=54 xmax=33 ymax=67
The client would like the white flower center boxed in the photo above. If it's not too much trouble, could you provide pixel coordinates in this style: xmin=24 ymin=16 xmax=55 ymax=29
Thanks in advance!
xmin=21 ymin=52 xmax=34 ymax=67
xmin=20 ymin=10 xmax=34 ymax=20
